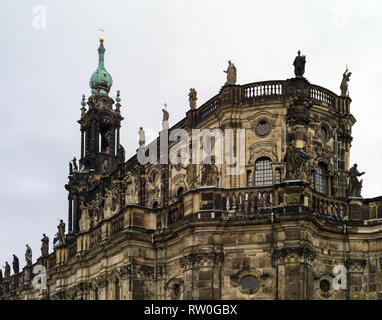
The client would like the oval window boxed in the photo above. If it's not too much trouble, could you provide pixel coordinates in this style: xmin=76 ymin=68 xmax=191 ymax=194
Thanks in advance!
xmin=240 ymin=275 xmax=259 ymax=292
xmin=256 ymin=120 xmax=270 ymax=136
xmin=319 ymin=279 xmax=331 ymax=293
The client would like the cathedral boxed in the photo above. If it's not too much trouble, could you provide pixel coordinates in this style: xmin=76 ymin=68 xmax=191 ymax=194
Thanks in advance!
xmin=1 ymin=38 xmax=382 ymax=300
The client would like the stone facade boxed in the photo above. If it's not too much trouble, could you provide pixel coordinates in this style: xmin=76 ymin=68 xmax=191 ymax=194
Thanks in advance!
xmin=1 ymin=43 xmax=382 ymax=300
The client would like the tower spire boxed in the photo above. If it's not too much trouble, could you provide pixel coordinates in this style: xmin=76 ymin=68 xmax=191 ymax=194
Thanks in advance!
xmin=89 ymin=35 xmax=113 ymax=95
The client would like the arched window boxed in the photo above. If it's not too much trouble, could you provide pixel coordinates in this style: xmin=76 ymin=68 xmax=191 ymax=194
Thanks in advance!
xmin=254 ymin=157 xmax=272 ymax=187
xmin=316 ymin=164 xmax=327 ymax=194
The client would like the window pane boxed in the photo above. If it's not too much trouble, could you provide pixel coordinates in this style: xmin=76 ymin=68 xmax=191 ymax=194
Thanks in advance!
xmin=255 ymin=158 xmax=272 ymax=186
xmin=275 ymin=169 xmax=281 ymax=184
xmin=247 ymin=170 xmax=252 ymax=187
xmin=316 ymin=165 xmax=326 ymax=194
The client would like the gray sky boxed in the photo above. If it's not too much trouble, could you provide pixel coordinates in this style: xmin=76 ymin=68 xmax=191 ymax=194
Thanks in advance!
xmin=1 ymin=0 xmax=381 ymax=271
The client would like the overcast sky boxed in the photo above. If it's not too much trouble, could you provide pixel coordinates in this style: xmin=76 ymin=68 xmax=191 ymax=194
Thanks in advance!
xmin=1 ymin=0 xmax=381 ymax=271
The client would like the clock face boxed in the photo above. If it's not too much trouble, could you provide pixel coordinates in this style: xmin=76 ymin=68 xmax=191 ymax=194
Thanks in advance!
xmin=256 ymin=120 xmax=270 ymax=136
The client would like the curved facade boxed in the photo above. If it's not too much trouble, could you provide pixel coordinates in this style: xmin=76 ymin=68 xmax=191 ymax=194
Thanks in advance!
xmin=1 ymin=44 xmax=382 ymax=300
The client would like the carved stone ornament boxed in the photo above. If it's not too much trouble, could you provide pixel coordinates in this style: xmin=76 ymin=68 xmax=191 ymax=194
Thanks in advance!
xmin=180 ymin=252 xmax=224 ymax=270
xmin=272 ymin=247 xmax=316 ymax=265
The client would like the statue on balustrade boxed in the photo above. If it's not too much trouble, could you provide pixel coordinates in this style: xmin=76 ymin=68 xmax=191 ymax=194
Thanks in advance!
xmin=340 ymin=68 xmax=352 ymax=96
xmin=180 ymin=155 xmax=199 ymax=189
xmin=41 ymin=233 xmax=49 ymax=257
xmin=54 ymin=219 xmax=66 ymax=247
xmin=348 ymin=163 xmax=365 ymax=197
xmin=201 ymin=159 xmax=219 ymax=186
xmin=4 ymin=262 xmax=10 ymax=281
xmin=0 ymin=269 xmax=3 ymax=283
xmin=12 ymin=255 xmax=19 ymax=274
xmin=224 ymin=60 xmax=237 ymax=85
xmin=124 ymin=171 xmax=136 ymax=205
xmin=285 ymin=147 xmax=310 ymax=181
xmin=138 ymin=127 xmax=145 ymax=147
xmin=117 ymin=144 xmax=125 ymax=163
xmin=162 ymin=104 xmax=169 ymax=130
xmin=72 ymin=157 xmax=78 ymax=171
xmin=189 ymin=88 xmax=197 ymax=110
xmin=293 ymin=50 xmax=306 ymax=77
xmin=25 ymin=244 xmax=32 ymax=266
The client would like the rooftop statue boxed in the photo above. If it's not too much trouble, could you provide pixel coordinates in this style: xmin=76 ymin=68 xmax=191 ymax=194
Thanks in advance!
xmin=188 ymin=88 xmax=197 ymax=110
xmin=162 ymin=104 xmax=169 ymax=130
xmin=72 ymin=157 xmax=78 ymax=171
xmin=41 ymin=233 xmax=49 ymax=257
xmin=348 ymin=163 xmax=365 ymax=197
xmin=340 ymin=68 xmax=352 ymax=96
xmin=138 ymin=127 xmax=145 ymax=147
xmin=4 ymin=262 xmax=10 ymax=281
xmin=117 ymin=144 xmax=125 ymax=163
xmin=293 ymin=50 xmax=306 ymax=77
xmin=25 ymin=244 xmax=32 ymax=266
xmin=0 ymin=268 xmax=3 ymax=283
xmin=224 ymin=60 xmax=237 ymax=85
xmin=54 ymin=219 xmax=66 ymax=247
xmin=12 ymin=254 xmax=19 ymax=274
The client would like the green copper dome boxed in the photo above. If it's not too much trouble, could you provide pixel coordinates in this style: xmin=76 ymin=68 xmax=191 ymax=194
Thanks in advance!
xmin=89 ymin=40 xmax=113 ymax=95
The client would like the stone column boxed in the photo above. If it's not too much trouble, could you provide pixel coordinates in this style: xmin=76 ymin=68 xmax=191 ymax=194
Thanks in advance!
xmin=68 ymin=195 xmax=73 ymax=233
xmin=272 ymin=247 xmax=315 ymax=300
xmin=180 ymin=252 xmax=224 ymax=300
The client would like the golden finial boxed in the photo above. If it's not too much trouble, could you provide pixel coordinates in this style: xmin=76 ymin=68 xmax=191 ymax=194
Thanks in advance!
xmin=99 ymin=28 xmax=105 ymax=42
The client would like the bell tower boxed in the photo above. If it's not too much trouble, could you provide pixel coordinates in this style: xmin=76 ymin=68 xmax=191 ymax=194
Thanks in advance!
xmin=78 ymin=37 xmax=125 ymax=173
xmin=65 ymin=37 xmax=125 ymax=235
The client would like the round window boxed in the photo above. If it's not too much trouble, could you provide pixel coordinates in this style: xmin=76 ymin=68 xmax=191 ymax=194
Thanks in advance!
xmin=320 ymin=126 xmax=327 ymax=140
xmin=240 ymin=275 xmax=259 ymax=292
xmin=319 ymin=279 xmax=331 ymax=293
xmin=256 ymin=120 xmax=270 ymax=136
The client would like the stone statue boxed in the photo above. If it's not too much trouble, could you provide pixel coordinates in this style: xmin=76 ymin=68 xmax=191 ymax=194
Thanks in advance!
xmin=69 ymin=162 xmax=73 ymax=175
xmin=72 ymin=157 xmax=78 ymax=171
xmin=186 ymin=163 xmax=199 ymax=189
xmin=224 ymin=60 xmax=237 ymax=85
xmin=188 ymin=88 xmax=197 ymax=110
xmin=12 ymin=255 xmax=19 ymax=274
xmin=41 ymin=233 xmax=49 ymax=256
xmin=25 ymin=244 xmax=32 ymax=266
xmin=138 ymin=127 xmax=145 ymax=147
xmin=201 ymin=161 xmax=219 ymax=186
xmin=125 ymin=172 xmax=136 ymax=205
xmin=117 ymin=144 xmax=125 ymax=163
xmin=0 ymin=268 xmax=3 ymax=283
xmin=4 ymin=262 xmax=10 ymax=281
xmin=179 ymin=155 xmax=199 ymax=189
xmin=348 ymin=163 xmax=365 ymax=197
xmin=285 ymin=147 xmax=311 ymax=181
xmin=81 ymin=106 xmax=86 ymax=117
xmin=340 ymin=68 xmax=352 ymax=96
xmin=293 ymin=50 xmax=306 ymax=77
xmin=58 ymin=219 xmax=66 ymax=245
xmin=162 ymin=105 xmax=169 ymax=130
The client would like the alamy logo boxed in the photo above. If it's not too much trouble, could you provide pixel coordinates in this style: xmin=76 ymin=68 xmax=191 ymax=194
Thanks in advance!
xmin=32 ymin=5 xmax=47 ymax=30
xmin=332 ymin=264 xmax=347 ymax=290
xmin=137 ymin=128 xmax=246 ymax=176
xmin=31 ymin=264 xmax=47 ymax=290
